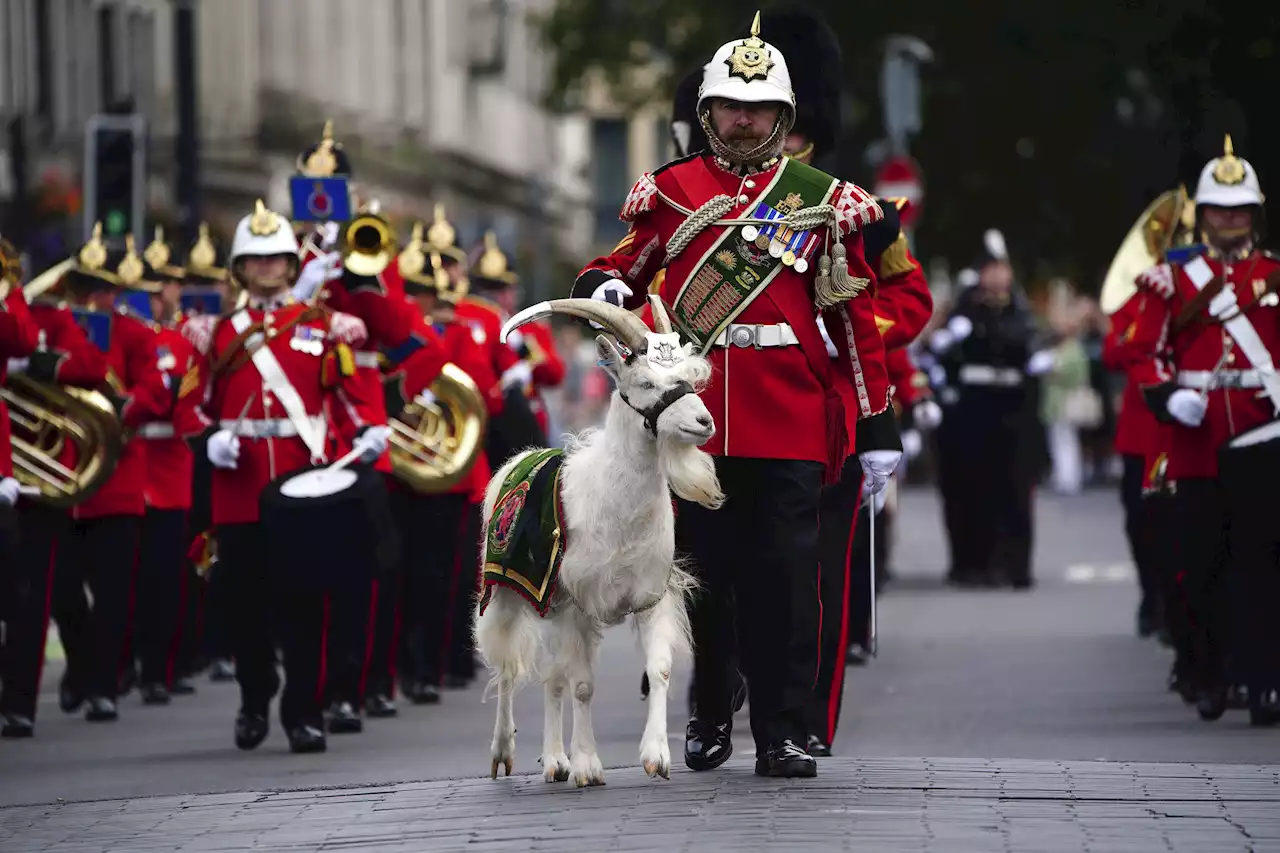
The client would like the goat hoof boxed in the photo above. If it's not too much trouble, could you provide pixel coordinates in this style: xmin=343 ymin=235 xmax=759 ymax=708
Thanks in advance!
xmin=570 ymin=753 xmax=605 ymax=787
xmin=543 ymin=752 xmax=571 ymax=782
xmin=640 ymin=737 xmax=672 ymax=779
xmin=490 ymin=756 xmax=514 ymax=779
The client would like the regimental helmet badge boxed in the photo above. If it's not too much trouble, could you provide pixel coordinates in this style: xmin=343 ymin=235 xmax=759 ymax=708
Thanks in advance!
xmin=1213 ymin=134 xmax=1246 ymax=186
xmin=117 ymin=234 xmax=144 ymax=285
xmin=302 ymin=120 xmax=339 ymax=178
xmin=426 ymin=203 xmax=457 ymax=252
xmin=190 ymin=223 xmax=217 ymax=270
xmin=144 ymin=226 xmax=170 ymax=270
xmin=79 ymin=222 xmax=109 ymax=271
xmin=725 ymin=11 xmax=774 ymax=83
xmin=477 ymin=231 xmax=508 ymax=279
xmin=248 ymin=199 xmax=281 ymax=236
xmin=398 ymin=222 xmax=427 ymax=278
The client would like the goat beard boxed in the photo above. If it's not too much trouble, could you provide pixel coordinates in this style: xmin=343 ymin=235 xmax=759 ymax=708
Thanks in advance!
xmin=659 ymin=437 xmax=724 ymax=510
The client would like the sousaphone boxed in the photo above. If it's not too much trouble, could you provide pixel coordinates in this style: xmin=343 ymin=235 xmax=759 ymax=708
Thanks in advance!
xmin=1100 ymin=186 xmax=1196 ymax=314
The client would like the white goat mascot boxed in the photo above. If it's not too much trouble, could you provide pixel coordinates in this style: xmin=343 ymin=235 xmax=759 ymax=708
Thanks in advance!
xmin=474 ymin=295 xmax=723 ymax=786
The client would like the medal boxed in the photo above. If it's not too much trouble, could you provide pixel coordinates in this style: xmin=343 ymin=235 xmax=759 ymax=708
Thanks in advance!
xmin=755 ymin=234 xmax=771 ymax=250
xmin=782 ymin=250 xmax=797 ymax=266
xmin=768 ymin=240 xmax=785 ymax=258
xmin=794 ymin=258 xmax=809 ymax=274
xmin=741 ymin=225 xmax=759 ymax=242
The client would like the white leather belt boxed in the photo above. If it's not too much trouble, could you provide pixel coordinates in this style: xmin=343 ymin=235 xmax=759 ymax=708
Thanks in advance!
xmin=353 ymin=351 xmax=381 ymax=369
xmin=136 ymin=423 xmax=176 ymax=439
xmin=1177 ymin=369 xmax=1263 ymax=390
xmin=220 ymin=416 xmax=324 ymax=439
xmin=712 ymin=323 xmax=799 ymax=349
xmin=958 ymin=364 xmax=1022 ymax=387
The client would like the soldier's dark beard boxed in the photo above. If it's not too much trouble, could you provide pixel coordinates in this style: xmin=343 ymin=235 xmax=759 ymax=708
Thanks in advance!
xmin=700 ymin=109 xmax=790 ymax=167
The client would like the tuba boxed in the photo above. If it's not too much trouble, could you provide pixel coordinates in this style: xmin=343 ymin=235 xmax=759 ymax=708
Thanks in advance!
xmin=343 ymin=211 xmax=397 ymax=277
xmin=1100 ymin=186 xmax=1196 ymax=314
xmin=388 ymin=363 xmax=488 ymax=493
xmin=0 ymin=375 xmax=123 ymax=507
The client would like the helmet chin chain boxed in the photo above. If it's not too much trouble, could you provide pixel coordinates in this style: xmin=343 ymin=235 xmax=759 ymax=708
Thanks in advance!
xmin=700 ymin=108 xmax=792 ymax=172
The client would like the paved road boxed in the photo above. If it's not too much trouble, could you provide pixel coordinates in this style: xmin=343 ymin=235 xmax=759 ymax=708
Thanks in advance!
xmin=3 ymin=487 xmax=1279 ymax=852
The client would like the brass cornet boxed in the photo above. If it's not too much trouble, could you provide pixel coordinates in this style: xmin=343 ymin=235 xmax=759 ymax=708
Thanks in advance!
xmin=343 ymin=212 xmax=397 ymax=277
xmin=389 ymin=363 xmax=487 ymax=493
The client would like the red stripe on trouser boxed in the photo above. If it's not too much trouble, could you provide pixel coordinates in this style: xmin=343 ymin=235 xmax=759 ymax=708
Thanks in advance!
xmin=165 ymin=557 xmax=190 ymax=687
xmin=357 ymin=579 xmax=379 ymax=700
xmin=32 ymin=535 xmax=58 ymax=709
xmin=315 ymin=595 xmax=331 ymax=703
xmin=437 ymin=510 xmax=469 ymax=681
xmin=825 ymin=477 xmax=863 ymax=744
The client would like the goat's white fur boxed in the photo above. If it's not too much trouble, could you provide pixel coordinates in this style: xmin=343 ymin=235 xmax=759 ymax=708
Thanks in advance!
xmin=474 ymin=334 xmax=722 ymax=785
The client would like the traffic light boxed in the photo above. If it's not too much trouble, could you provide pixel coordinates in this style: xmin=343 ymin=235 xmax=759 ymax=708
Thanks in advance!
xmin=83 ymin=114 xmax=146 ymax=242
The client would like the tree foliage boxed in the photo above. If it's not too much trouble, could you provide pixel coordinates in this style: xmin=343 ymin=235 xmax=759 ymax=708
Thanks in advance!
xmin=538 ymin=0 xmax=1278 ymax=291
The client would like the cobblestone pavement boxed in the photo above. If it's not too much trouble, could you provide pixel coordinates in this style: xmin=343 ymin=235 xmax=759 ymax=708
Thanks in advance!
xmin=3 ymin=489 xmax=1279 ymax=851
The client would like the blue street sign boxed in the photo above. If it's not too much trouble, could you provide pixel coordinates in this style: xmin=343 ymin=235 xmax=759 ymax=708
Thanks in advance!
xmin=289 ymin=176 xmax=352 ymax=223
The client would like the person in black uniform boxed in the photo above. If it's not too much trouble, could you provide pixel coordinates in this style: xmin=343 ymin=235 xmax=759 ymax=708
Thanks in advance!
xmin=930 ymin=230 xmax=1054 ymax=588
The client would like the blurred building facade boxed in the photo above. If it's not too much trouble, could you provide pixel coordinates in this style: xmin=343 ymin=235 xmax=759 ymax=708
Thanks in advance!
xmin=0 ymin=0 xmax=609 ymax=301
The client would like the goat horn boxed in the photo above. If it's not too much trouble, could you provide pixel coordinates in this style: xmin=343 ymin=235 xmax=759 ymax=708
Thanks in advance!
xmin=648 ymin=294 xmax=674 ymax=334
xmin=501 ymin=298 xmax=650 ymax=350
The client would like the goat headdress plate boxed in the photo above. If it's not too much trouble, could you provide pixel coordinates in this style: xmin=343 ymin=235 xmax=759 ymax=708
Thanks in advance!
xmin=645 ymin=332 xmax=687 ymax=372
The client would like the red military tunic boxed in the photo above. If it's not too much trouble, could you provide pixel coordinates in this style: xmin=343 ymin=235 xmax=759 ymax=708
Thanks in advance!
xmin=456 ymin=296 xmax=520 ymax=413
xmin=1102 ymin=291 xmax=1172 ymax=471
xmin=186 ymin=295 xmax=383 ymax=526
xmin=141 ymin=320 xmax=200 ymax=511
xmin=510 ymin=319 xmax=565 ymax=436
xmin=886 ymin=346 xmax=929 ymax=410
xmin=869 ymin=199 xmax=933 ymax=350
xmin=68 ymin=310 xmax=173 ymax=520
xmin=434 ymin=321 xmax=496 ymax=502
xmin=1129 ymin=247 xmax=1280 ymax=480
xmin=0 ymin=283 xmax=40 ymax=477
xmin=578 ymin=154 xmax=892 ymax=474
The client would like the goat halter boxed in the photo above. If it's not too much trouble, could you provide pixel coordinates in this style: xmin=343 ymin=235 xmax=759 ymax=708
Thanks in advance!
xmin=620 ymin=378 xmax=696 ymax=437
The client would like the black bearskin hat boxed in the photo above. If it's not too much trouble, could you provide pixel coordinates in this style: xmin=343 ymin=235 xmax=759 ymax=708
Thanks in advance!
xmin=671 ymin=66 xmax=710 ymax=158
xmin=737 ymin=9 xmax=844 ymax=157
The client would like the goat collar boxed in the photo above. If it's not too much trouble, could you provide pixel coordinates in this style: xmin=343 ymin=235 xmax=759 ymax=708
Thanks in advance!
xmin=619 ymin=379 xmax=695 ymax=437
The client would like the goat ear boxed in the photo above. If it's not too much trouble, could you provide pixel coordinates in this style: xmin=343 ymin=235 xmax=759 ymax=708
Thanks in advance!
xmin=595 ymin=334 xmax=624 ymax=377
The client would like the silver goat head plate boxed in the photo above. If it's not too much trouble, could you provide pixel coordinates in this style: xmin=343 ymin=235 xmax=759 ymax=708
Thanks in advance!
xmin=644 ymin=332 xmax=687 ymax=373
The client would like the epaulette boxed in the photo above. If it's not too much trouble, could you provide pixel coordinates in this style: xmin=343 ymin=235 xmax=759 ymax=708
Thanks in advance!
xmin=862 ymin=203 xmax=902 ymax=262
xmin=1164 ymin=243 xmax=1206 ymax=266
xmin=832 ymin=182 xmax=884 ymax=237
xmin=620 ymin=173 xmax=660 ymax=223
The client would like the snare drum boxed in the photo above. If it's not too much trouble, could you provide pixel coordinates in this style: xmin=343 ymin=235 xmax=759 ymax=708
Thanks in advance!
xmin=1219 ymin=419 xmax=1280 ymax=536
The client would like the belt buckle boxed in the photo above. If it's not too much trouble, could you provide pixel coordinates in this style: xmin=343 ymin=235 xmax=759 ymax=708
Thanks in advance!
xmin=730 ymin=325 xmax=754 ymax=348
xmin=1219 ymin=372 xmax=1242 ymax=390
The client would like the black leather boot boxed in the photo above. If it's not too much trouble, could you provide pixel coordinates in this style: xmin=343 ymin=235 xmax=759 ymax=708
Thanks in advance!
xmin=364 ymin=694 xmax=398 ymax=718
xmin=805 ymin=734 xmax=832 ymax=757
xmin=84 ymin=696 xmax=118 ymax=722
xmin=287 ymin=724 xmax=327 ymax=754
xmin=684 ymin=718 xmax=733 ymax=771
xmin=234 ymin=711 xmax=269 ymax=750
xmin=140 ymin=683 xmax=171 ymax=706
xmin=325 ymin=701 xmax=363 ymax=734
xmin=754 ymin=739 xmax=818 ymax=778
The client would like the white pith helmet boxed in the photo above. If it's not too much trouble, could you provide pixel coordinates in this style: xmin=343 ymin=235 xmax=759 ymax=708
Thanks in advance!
xmin=1195 ymin=135 xmax=1264 ymax=208
xmin=697 ymin=10 xmax=795 ymax=115
xmin=229 ymin=199 xmax=301 ymax=263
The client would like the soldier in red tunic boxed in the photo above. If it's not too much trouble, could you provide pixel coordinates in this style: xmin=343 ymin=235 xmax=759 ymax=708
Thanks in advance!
xmin=570 ymin=13 xmax=901 ymax=777
xmin=44 ymin=228 xmax=175 ymax=723
xmin=1129 ymin=137 xmax=1280 ymax=724
xmin=184 ymin=200 xmax=389 ymax=753
xmin=0 ymin=240 xmax=42 ymax=738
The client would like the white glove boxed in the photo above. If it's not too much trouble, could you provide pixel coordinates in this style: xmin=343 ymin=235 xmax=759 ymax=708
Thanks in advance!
xmin=354 ymin=424 xmax=393 ymax=462
xmin=900 ymin=429 xmax=923 ymax=459
xmin=294 ymin=250 xmax=343 ymax=301
xmin=415 ymin=388 xmax=438 ymax=407
xmin=1167 ymin=388 xmax=1208 ymax=427
xmin=501 ymin=360 xmax=533 ymax=390
xmin=913 ymin=399 xmax=943 ymax=430
xmin=590 ymin=278 xmax=633 ymax=307
xmin=506 ymin=329 xmax=525 ymax=350
xmin=207 ymin=430 xmax=241 ymax=470
xmin=1025 ymin=349 xmax=1056 ymax=376
xmin=320 ymin=222 xmax=341 ymax=250
xmin=817 ymin=317 xmax=838 ymax=358
xmin=859 ymin=449 xmax=903 ymax=498
xmin=0 ymin=477 xmax=20 ymax=507
xmin=947 ymin=315 xmax=974 ymax=341
xmin=327 ymin=311 xmax=368 ymax=345
xmin=6 ymin=357 xmax=28 ymax=375
xmin=1208 ymin=286 xmax=1238 ymax=319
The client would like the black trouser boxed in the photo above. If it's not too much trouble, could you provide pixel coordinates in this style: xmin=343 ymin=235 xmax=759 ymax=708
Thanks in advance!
xmin=134 ymin=508 xmax=190 ymax=686
xmin=937 ymin=408 xmax=1034 ymax=583
xmin=808 ymin=458 xmax=861 ymax=747
xmin=1170 ymin=479 xmax=1230 ymax=691
xmin=51 ymin=515 xmax=141 ymax=701
xmin=1120 ymin=455 xmax=1161 ymax=618
xmin=398 ymin=492 xmax=468 ymax=687
xmin=687 ymin=457 xmax=824 ymax=751
xmin=201 ymin=559 xmax=235 ymax=662
xmin=446 ymin=504 xmax=483 ymax=681
xmin=364 ymin=490 xmax=413 ymax=699
xmin=218 ymin=522 xmax=325 ymax=729
xmin=1 ymin=504 xmax=63 ymax=720
xmin=1147 ymin=491 xmax=1190 ymax=660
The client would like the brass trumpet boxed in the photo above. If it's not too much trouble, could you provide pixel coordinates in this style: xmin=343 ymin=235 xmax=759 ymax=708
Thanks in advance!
xmin=389 ymin=363 xmax=488 ymax=493
xmin=343 ymin=212 xmax=397 ymax=277
xmin=0 ymin=373 xmax=123 ymax=507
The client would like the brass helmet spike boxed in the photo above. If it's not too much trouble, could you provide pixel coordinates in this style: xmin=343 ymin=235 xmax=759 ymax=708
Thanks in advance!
xmin=1213 ymin=133 xmax=1246 ymax=185
xmin=476 ymin=230 xmax=508 ymax=279
xmin=117 ymin=234 xmax=145 ymax=285
xmin=79 ymin=222 xmax=108 ymax=271
xmin=302 ymin=120 xmax=338 ymax=176
xmin=430 ymin=250 xmax=450 ymax=291
xmin=750 ymin=10 xmax=761 ymax=38
xmin=189 ymin=222 xmax=217 ymax=271
xmin=143 ymin=225 xmax=171 ymax=270
xmin=397 ymin=221 xmax=426 ymax=278
xmin=426 ymin=203 xmax=457 ymax=251
xmin=248 ymin=199 xmax=281 ymax=236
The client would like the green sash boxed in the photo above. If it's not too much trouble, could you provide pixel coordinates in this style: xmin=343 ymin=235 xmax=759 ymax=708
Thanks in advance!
xmin=479 ymin=449 xmax=568 ymax=617
xmin=671 ymin=158 xmax=838 ymax=354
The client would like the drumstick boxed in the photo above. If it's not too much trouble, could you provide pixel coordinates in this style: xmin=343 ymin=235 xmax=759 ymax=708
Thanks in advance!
xmin=324 ymin=445 xmax=365 ymax=474
xmin=227 ymin=392 xmax=258 ymax=436
xmin=1199 ymin=339 xmax=1233 ymax=406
